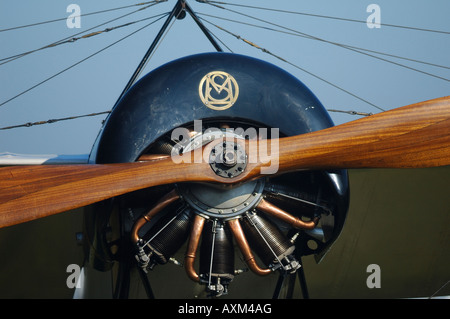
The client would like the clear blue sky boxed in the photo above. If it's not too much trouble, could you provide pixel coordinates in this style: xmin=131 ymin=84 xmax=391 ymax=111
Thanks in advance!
xmin=0 ymin=0 xmax=449 ymax=156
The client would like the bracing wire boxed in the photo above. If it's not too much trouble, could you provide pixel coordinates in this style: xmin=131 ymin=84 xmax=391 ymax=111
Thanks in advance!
xmin=200 ymin=16 xmax=385 ymax=112
xmin=0 ymin=1 xmax=165 ymax=66
xmin=0 ymin=106 xmax=374 ymax=132
xmin=199 ymin=5 xmax=450 ymax=84
xmin=2 ymin=1 xmax=448 ymax=130
xmin=0 ymin=1 xmax=166 ymax=33
xmin=0 ymin=111 xmax=111 ymax=130
xmin=197 ymin=12 xmax=450 ymax=71
xmin=127 ymin=6 xmax=184 ymax=87
xmin=0 ymin=13 xmax=166 ymax=67
xmin=0 ymin=13 xmax=169 ymax=108
xmin=327 ymin=109 xmax=373 ymax=117
xmin=201 ymin=1 xmax=450 ymax=35
xmin=0 ymin=108 xmax=372 ymax=131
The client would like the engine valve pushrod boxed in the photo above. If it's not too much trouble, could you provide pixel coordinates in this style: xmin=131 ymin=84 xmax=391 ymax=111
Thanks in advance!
xmin=131 ymin=189 xmax=181 ymax=244
xmin=185 ymin=214 xmax=206 ymax=282
xmin=256 ymin=198 xmax=320 ymax=230
xmin=227 ymin=218 xmax=272 ymax=276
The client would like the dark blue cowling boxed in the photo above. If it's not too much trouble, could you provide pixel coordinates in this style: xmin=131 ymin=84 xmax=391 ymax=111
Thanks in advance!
xmin=89 ymin=52 xmax=349 ymax=262
xmin=91 ymin=52 xmax=335 ymax=163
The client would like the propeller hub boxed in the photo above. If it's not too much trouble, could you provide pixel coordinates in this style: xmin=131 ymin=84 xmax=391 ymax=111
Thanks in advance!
xmin=176 ymin=128 xmax=258 ymax=219
xmin=178 ymin=179 xmax=264 ymax=219
xmin=209 ymin=140 xmax=247 ymax=178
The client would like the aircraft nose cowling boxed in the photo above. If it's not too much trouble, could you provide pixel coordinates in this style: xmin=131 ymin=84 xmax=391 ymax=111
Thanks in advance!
xmin=92 ymin=52 xmax=336 ymax=164
xmin=88 ymin=52 xmax=349 ymax=297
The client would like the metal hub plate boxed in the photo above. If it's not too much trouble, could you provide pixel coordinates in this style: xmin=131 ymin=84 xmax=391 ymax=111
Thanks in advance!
xmin=178 ymin=179 xmax=264 ymax=219
xmin=175 ymin=128 xmax=261 ymax=219
xmin=209 ymin=141 xmax=247 ymax=178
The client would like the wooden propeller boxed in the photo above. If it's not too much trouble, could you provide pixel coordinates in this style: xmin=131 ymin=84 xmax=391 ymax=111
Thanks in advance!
xmin=1 ymin=96 xmax=449 ymax=228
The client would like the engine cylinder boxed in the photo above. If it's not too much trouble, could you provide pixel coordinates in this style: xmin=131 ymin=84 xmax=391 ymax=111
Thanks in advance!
xmin=241 ymin=212 xmax=300 ymax=272
xmin=199 ymin=220 xmax=235 ymax=296
xmin=143 ymin=208 xmax=192 ymax=265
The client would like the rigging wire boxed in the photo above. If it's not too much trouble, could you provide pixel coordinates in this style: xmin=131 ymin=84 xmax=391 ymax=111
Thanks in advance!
xmin=0 ymin=1 xmax=165 ymax=66
xmin=0 ymin=2 xmax=378 ymax=132
xmin=205 ymin=28 xmax=234 ymax=53
xmin=0 ymin=107 xmax=371 ymax=131
xmin=1 ymin=1 xmax=447 ymax=129
xmin=200 ymin=5 xmax=387 ymax=111
xmin=429 ymin=280 xmax=450 ymax=299
xmin=0 ymin=15 xmax=165 ymax=66
xmin=327 ymin=109 xmax=373 ymax=117
xmin=201 ymin=16 xmax=385 ymax=112
xmin=0 ymin=13 xmax=169 ymax=108
xmin=200 ymin=1 xmax=450 ymax=35
xmin=194 ymin=20 xmax=234 ymax=53
xmin=0 ymin=1 xmax=166 ymax=33
xmin=198 ymin=12 xmax=450 ymax=71
xmin=0 ymin=111 xmax=111 ymax=130
xmin=126 ymin=5 xmax=184 ymax=88
xmin=199 ymin=5 xmax=450 ymax=83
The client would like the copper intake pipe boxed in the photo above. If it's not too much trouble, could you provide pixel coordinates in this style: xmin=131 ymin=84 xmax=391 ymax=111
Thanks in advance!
xmin=227 ymin=218 xmax=271 ymax=276
xmin=256 ymin=198 xmax=319 ymax=230
xmin=131 ymin=189 xmax=180 ymax=243
xmin=185 ymin=214 xmax=206 ymax=282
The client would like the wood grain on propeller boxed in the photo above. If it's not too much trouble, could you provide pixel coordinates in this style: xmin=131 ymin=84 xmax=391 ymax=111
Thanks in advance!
xmin=0 ymin=157 xmax=216 ymax=228
xmin=0 ymin=96 xmax=449 ymax=228
xmin=270 ymin=95 xmax=450 ymax=171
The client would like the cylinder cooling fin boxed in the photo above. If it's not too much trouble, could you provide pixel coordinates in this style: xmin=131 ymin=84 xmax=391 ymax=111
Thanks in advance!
xmin=199 ymin=220 xmax=235 ymax=297
xmin=241 ymin=211 xmax=300 ymax=273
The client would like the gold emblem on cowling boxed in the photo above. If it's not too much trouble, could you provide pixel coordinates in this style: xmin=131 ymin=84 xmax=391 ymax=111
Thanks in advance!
xmin=199 ymin=71 xmax=239 ymax=110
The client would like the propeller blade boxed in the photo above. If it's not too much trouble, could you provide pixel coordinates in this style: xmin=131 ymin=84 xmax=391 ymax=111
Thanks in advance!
xmin=0 ymin=96 xmax=448 ymax=228
xmin=0 ymin=157 xmax=216 ymax=228
xmin=243 ymin=96 xmax=450 ymax=180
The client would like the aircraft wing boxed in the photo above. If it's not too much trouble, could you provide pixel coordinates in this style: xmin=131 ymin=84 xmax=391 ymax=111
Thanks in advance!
xmin=0 ymin=153 xmax=89 ymax=166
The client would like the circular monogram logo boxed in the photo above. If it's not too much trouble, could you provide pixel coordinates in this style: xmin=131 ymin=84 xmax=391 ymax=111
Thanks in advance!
xmin=198 ymin=71 xmax=239 ymax=111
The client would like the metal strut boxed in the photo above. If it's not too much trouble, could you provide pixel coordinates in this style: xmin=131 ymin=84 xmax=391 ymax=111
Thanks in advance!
xmin=272 ymin=257 xmax=309 ymax=299
xmin=114 ymin=0 xmax=223 ymax=106
xmin=184 ymin=1 xmax=223 ymax=52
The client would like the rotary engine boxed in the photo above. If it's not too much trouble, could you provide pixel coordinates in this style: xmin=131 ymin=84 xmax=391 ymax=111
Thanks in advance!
xmin=131 ymin=126 xmax=327 ymax=297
